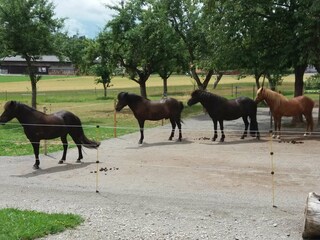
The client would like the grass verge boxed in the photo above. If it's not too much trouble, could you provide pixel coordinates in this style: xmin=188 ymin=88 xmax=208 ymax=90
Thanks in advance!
xmin=0 ymin=208 xmax=83 ymax=240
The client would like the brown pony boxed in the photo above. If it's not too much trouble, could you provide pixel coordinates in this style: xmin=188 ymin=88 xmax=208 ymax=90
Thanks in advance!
xmin=0 ymin=101 xmax=100 ymax=169
xmin=255 ymin=87 xmax=314 ymax=138
xmin=115 ymin=92 xmax=184 ymax=144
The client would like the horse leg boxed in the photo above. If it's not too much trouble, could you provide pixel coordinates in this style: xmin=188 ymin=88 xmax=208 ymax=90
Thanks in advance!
xmin=70 ymin=135 xmax=83 ymax=162
xmin=59 ymin=136 xmax=68 ymax=164
xmin=176 ymin=118 xmax=182 ymax=141
xmin=31 ymin=141 xmax=40 ymax=169
xmin=275 ymin=117 xmax=282 ymax=139
xmin=272 ymin=117 xmax=278 ymax=138
xmin=169 ymin=118 xmax=176 ymax=141
xmin=304 ymin=113 xmax=313 ymax=136
xmin=138 ymin=120 xmax=145 ymax=144
xmin=219 ymin=120 xmax=225 ymax=142
xmin=212 ymin=120 xmax=218 ymax=141
xmin=241 ymin=116 xmax=249 ymax=139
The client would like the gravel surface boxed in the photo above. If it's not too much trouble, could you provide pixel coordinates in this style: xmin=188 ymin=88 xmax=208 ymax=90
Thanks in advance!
xmin=0 ymin=108 xmax=319 ymax=240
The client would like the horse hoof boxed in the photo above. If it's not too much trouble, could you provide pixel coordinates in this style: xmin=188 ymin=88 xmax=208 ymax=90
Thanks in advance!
xmin=58 ymin=160 xmax=64 ymax=164
xmin=212 ymin=138 xmax=216 ymax=142
xmin=240 ymin=136 xmax=245 ymax=139
xmin=168 ymin=137 xmax=173 ymax=141
xmin=76 ymin=160 xmax=82 ymax=163
xmin=33 ymin=165 xmax=39 ymax=170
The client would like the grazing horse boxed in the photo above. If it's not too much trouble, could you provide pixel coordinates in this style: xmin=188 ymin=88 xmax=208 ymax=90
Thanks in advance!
xmin=0 ymin=101 xmax=100 ymax=169
xmin=255 ymin=87 xmax=314 ymax=138
xmin=187 ymin=90 xmax=260 ymax=142
xmin=115 ymin=92 xmax=184 ymax=144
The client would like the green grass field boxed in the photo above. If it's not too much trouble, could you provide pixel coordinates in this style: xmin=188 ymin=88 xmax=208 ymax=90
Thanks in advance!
xmin=0 ymin=74 xmax=318 ymax=156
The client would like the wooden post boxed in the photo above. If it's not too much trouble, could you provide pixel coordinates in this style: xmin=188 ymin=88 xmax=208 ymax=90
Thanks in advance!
xmin=303 ymin=192 xmax=320 ymax=239
xmin=114 ymin=99 xmax=117 ymax=138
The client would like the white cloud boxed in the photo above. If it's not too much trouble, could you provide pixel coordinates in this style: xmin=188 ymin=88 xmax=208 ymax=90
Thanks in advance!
xmin=52 ymin=0 xmax=119 ymax=38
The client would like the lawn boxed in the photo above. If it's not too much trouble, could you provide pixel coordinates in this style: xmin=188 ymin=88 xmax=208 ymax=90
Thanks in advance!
xmin=0 ymin=208 xmax=83 ymax=240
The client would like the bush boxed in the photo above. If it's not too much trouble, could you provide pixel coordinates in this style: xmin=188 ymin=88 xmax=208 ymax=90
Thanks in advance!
xmin=305 ymin=74 xmax=320 ymax=90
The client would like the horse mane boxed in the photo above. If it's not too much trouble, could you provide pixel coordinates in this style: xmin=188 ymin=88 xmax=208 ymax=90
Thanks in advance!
xmin=262 ymin=88 xmax=288 ymax=101
xmin=5 ymin=101 xmax=41 ymax=114
xmin=192 ymin=89 xmax=227 ymax=102
xmin=127 ymin=93 xmax=148 ymax=102
xmin=259 ymin=88 xmax=289 ymax=109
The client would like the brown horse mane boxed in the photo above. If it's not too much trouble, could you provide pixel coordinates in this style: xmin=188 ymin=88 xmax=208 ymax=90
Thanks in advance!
xmin=259 ymin=87 xmax=288 ymax=108
xmin=5 ymin=101 xmax=47 ymax=118
xmin=192 ymin=89 xmax=228 ymax=103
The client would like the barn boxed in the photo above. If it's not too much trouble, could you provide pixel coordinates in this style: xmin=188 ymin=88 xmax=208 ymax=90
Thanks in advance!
xmin=0 ymin=55 xmax=75 ymax=75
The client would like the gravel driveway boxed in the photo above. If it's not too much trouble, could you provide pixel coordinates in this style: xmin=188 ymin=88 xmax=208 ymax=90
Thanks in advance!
xmin=0 ymin=108 xmax=319 ymax=240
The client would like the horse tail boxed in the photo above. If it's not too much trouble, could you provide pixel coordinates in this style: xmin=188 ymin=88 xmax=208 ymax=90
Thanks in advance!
xmin=249 ymin=102 xmax=259 ymax=138
xmin=67 ymin=112 xmax=100 ymax=149
xmin=80 ymin=134 xmax=100 ymax=149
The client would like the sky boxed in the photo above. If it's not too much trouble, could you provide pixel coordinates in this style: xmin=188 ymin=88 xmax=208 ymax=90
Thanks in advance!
xmin=52 ymin=0 xmax=119 ymax=38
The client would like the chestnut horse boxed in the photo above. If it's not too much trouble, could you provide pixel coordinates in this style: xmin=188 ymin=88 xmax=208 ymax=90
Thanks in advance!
xmin=255 ymin=87 xmax=314 ymax=138
xmin=187 ymin=90 xmax=260 ymax=142
xmin=115 ymin=92 xmax=184 ymax=144
xmin=0 ymin=101 xmax=100 ymax=169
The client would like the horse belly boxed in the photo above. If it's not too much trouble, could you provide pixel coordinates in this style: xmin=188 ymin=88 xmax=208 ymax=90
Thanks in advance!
xmin=25 ymin=126 xmax=68 ymax=140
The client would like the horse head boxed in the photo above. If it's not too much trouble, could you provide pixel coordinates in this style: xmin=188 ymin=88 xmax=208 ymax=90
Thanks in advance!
xmin=115 ymin=92 xmax=129 ymax=111
xmin=187 ymin=90 xmax=203 ymax=106
xmin=255 ymin=87 xmax=265 ymax=103
xmin=0 ymin=100 xmax=18 ymax=125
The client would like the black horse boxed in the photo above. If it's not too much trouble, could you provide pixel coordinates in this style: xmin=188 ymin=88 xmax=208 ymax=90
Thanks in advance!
xmin=187 ymin=90 xmax=260 ymax=142
xmin=0 ymin=101 xmax=100 ymax=169
xmin=115 ymin=92 xmax=184 ymax=144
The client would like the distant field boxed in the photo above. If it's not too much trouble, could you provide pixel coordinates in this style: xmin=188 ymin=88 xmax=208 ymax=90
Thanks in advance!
xmin=0 ymin=73 xmax=298 ymax=93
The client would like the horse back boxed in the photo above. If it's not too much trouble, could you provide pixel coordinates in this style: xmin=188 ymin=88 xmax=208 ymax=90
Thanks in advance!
xmin=134 ymin=97 xmax=183 ymax=121
xmin=217 ymin=97 xmax=256 ymax=120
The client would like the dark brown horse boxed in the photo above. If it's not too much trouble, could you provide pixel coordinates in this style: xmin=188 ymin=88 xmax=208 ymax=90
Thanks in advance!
xmin=187 ymin=90 xmax=260 ymax=142
xmin=0 ymin=101 xmax=100 ymax=169
xmin=115 ymin=92 xmax=184 ymax=144
xmin=255 ymin=87 xmax=314 ymax=138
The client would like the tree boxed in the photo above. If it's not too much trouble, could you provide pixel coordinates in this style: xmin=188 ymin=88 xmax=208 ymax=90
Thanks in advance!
xmin=106 ymin=0 xmax=162 ymax=98
xmin=58 ymin=33 xmax=94 ymax=75
xmin=0 ymin=0 xmax=64 ymax=108
xmin=162 ymin=0 xmax=217 ymax=90
xmin=88 ymin=31 xmax=116 ymax=98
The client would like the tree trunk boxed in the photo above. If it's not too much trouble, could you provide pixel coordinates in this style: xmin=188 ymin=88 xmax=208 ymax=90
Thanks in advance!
xmin=140 ymin=80 xmax=147 ymax=98
xmin=163 ymin=77 xmax=168 ymax=97
xmin=190 ymin=66 xmax=214 ymax=90
xmin=294 ymin=64 xmax=307 ymax=97
xmin=103 ymin=83 xmax=107 ymax=98
xmin=25 ymin=55 xmax=37 ymax=109
xmin=292 ymin=64 xmax=307 ymax=123
xmin=303 ymin=192 xmax=320 ymax=239
xmin=213 ymin=72 xmax=223 ymax=89
xmin=202 ymin=69 xmax=214 ymax=90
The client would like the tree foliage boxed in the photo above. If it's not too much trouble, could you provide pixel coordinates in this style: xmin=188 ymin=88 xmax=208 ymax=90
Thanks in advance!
xmin=0 ymin=0 xmax=64 ymax=108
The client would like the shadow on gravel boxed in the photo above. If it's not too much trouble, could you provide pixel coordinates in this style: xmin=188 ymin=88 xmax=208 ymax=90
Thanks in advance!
xmin=12 ymin=162 xmax=96 ymax=178
xmin=126 ymin=139 xmax=193 ymax=149
xmin=195 ymin=138 xmax=268 ymax=145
